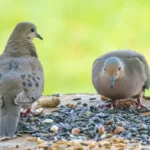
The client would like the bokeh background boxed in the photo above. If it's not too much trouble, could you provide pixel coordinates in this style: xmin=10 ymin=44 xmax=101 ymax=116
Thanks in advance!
xmin=0 ymin=0 xmax=150 ymax=95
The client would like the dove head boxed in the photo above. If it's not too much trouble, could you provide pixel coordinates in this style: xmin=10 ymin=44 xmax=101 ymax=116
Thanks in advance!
xmin=11 ymin=22 xmax=43 ymax=41
xmin=103 ymin=57 xmax=124 ymax=88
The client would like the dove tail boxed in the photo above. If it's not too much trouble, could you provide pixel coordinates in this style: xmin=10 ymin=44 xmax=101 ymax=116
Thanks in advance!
xmin=0 ymin=105 xmax=21 ymax=137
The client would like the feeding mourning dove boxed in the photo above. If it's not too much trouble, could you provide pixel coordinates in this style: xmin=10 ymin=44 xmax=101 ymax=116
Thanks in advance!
xmin=0 ymin=22 xmax=44 ymax=137
xmin=92 ymin=50 xmax=150 ymax=108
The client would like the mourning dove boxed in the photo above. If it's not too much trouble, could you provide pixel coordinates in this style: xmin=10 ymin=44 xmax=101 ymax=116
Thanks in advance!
xmin=0 ymin=22 xmax=44 ymax=137
xmin=92 ymin=50 xmax=150 ymax=108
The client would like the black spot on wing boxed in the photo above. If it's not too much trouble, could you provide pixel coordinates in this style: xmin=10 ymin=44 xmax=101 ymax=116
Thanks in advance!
xmin=27 ymin=79 xmax=31 ymax=82
xmin=26 ymin=78 xmax=33 ymax=87
xmin=32 ymin=77 xmax=36 ymax=82
xmin=35 ymin=82 xmax=39 ymax=87
xmin=28 ymin=82 xmax=32 ymax=87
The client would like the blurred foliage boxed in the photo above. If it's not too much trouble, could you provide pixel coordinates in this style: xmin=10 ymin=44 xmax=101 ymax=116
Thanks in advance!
xmin=0 ymin=0 xmax=150 ymax=95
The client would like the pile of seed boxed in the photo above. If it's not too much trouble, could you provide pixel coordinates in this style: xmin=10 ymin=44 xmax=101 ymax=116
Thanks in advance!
xmin=18 ymin=104 xmax=150 ymax=145
xmin=27 ymin=136 xmax=141 ymax=150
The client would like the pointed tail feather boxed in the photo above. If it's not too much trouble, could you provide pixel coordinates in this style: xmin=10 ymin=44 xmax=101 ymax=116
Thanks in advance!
xmin=0 ymin=106 xmax=21 ymax=137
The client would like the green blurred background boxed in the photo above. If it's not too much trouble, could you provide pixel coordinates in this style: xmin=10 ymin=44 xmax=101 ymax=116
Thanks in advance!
xmin=0 ymin=0 xmax=150 ymax=95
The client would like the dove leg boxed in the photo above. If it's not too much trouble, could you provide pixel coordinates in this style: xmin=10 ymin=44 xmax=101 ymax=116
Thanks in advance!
xmin=20 ymin=108 xmax=32 ymax=116
xmin=110 ymin=99 xmax=115 ymax=109
xmin=20 ymin=106 xmax=33 ymax=116
xmin=136 ymin=92 xmax=146 ymax=108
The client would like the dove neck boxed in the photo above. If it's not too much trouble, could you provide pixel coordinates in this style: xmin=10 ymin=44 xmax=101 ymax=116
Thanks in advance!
xmin=4 ymin=35 xmax=38 ymax=58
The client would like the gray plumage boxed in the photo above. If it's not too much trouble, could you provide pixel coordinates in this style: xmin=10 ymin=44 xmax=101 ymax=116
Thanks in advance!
xmin=92 ymin=50 xmax=150 ymax=107
xmin=0 ymin=22 xmax=44 ymax=137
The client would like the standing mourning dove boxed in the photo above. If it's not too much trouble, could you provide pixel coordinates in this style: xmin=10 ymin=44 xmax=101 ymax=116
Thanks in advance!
xmin=92 ymin=50 xmax=150 ymax=108
xmin=0 ymin=22 xmax=44 ymax=137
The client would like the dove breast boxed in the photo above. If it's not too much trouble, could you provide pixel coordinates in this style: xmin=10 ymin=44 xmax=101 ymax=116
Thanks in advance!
xmin=92 ymin=50 xmax=150 ymax=100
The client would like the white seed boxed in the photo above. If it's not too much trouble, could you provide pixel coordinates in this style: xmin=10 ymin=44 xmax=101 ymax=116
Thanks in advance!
xmin=42 ymin=119 xmax=53 ymax=123
xmin=50 ymin=125 xmax=59 ymax=133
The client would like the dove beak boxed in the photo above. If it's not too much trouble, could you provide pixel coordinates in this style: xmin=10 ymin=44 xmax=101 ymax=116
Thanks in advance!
xmin=35 ymin=33 xmax=43 ymax=40
xmin=109 ymin=77 xmax=115 ymax=88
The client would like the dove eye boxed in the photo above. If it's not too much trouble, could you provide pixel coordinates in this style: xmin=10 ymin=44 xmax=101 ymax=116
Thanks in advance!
xmin=104 ymin=68 xmax=106 ymax=71
xmin=31 ymin=28 xmax=35 ymax=32
xmin=118 ymin=67 xmax=121 ymax=70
